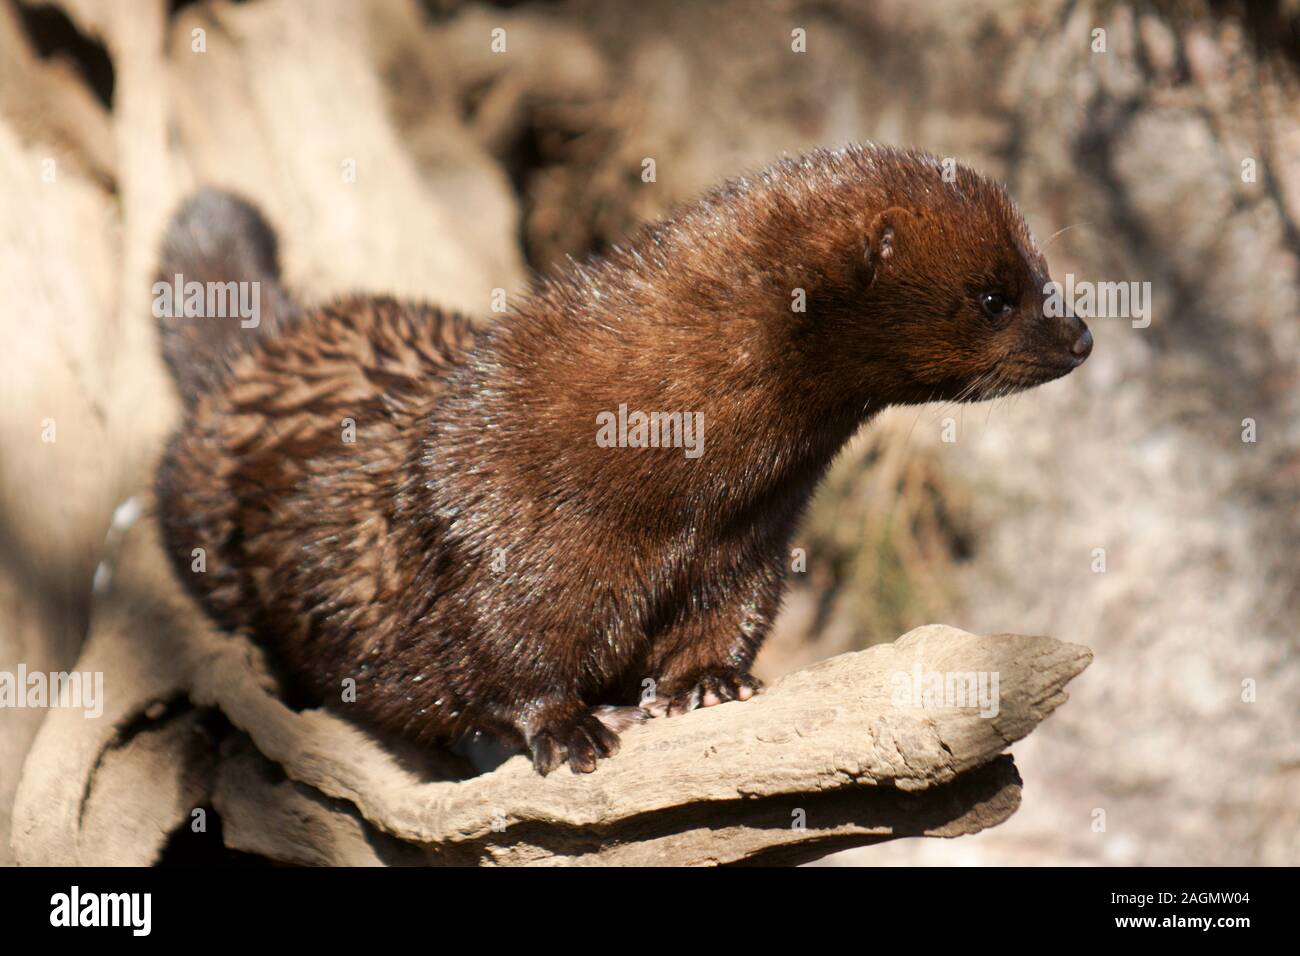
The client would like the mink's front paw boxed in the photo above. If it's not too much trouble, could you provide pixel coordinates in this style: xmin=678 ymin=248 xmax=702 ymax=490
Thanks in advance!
xmin=647 ymin=670 xmax=763 ymax=718
xmin=528 ymin=709 xmax=624 ymax=775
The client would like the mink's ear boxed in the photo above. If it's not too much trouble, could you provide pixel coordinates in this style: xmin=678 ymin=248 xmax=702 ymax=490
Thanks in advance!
xmin=864 ymin=206 xmax=913 ymax=287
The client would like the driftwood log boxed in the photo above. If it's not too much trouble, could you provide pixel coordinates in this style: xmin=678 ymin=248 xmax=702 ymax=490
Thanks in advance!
xmin=11 ymin=497 xmax=1091 ymax=866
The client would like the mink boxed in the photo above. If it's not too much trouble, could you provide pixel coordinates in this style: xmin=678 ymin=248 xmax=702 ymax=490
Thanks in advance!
xmin=153 ymin=145 xmax=1092 ymax=774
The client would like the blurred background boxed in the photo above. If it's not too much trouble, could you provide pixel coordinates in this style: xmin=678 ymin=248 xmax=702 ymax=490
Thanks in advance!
xmin=0 ymin=0 xmax=1296 ymax=865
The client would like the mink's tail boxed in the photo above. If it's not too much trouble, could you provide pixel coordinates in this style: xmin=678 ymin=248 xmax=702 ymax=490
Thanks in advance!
xmin=154 ymin=189 xmax=299 ymax=407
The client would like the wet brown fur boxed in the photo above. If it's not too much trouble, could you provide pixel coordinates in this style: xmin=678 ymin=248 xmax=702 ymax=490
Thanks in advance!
xmin=154 ymin=145 xmax=1090 ymax=774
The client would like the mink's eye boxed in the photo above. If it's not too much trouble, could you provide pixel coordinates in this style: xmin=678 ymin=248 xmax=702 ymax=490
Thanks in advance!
xmin=979 ymin=291 xmax=1013 ymax=320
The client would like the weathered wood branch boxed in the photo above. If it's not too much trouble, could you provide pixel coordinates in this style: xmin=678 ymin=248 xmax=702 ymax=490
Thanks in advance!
xmin=11 ymin=499 xmax=1091 ymax=866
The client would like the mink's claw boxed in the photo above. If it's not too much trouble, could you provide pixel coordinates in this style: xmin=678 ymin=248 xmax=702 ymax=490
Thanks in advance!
xmin=647 ymin=670 xmax=763 ymax=718
xmin=592 ymin=704 xmax=652 ymax=733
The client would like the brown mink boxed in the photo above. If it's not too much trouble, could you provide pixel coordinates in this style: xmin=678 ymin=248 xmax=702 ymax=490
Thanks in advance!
xmin=153 ymin=144 xmax=1091 ymax=775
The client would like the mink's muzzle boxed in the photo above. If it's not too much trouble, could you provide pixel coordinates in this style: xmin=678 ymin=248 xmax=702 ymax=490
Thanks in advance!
xmin=1070 ymin=326 xmax=1094 ymax=363
xmin=974 ymin=308 xmax=1093 ymax=397
xmin=1023 ymin=308 xmax=1092 ymax=383
xmin=1051 ymin=311 xmax=1093 ymax=369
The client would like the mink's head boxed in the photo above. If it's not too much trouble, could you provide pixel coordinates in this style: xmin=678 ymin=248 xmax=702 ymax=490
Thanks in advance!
xmin=793 ymin=147 xmax=1092 ymax=406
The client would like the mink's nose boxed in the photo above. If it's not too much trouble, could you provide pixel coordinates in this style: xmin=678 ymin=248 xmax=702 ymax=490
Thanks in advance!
xmin=1070 ymin=325 xmax=1093 ymax=363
